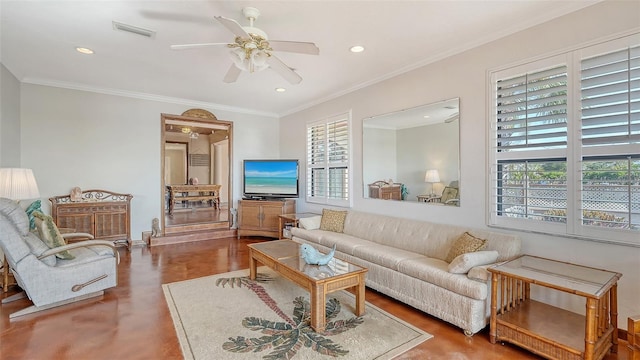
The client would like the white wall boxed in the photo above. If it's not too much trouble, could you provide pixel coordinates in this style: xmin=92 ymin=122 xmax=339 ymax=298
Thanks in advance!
xmin=397 ymin=121 xmax=459 ymax=198
xmin=362 ymin=127 xmax=396 ymax=187
xmin=20 ymin=84 xmax=279 ymax=240
xmin=1 ymin=63 xmax=21 ymax=167
xmin=280 ymin=1 xmax=640 ymax=328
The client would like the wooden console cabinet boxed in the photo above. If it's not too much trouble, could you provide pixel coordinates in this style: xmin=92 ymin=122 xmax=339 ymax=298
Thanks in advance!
xmin=238 ymin=199 xmax=295 ymax=238
xmin=50 ymin=189 xmax=133 ymax=248
xmin=368 ymin=181 xmax=402 ymax=200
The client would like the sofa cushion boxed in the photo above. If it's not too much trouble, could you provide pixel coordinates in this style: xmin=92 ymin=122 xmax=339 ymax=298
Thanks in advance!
xmin=448 ymin=250 xmax=499 ymax=274
xmin=319 ymin=209 xmax=347 ymax=232
xmin=294 ymin=228 xmax=375 ymax=256
xmin=299 ymin=215 xmax=322 ymax=230
xmin=397 ymin=257 xmax=488 ymax=300
xmin=32 ymin=211 xmax=75 ymax=260
xmin=352 ymin=244 xmax=424 ymax=270
xmin=445 ymin=232 xmax=487 ymax=263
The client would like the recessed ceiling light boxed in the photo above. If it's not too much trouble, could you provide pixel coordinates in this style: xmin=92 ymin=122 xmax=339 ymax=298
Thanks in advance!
xmin=275 ymin=87 xmax=286 ymax=93
xmin=76 ymin=47 xmax=94 ymax=55
xmin=423 ymin=115 xmax=430 ymax=118
xmin=350 ymin=45 xmax=365 ymax=53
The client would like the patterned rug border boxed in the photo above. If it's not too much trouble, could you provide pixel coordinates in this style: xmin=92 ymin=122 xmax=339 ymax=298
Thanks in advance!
xmin=163 ymin=268 xmax=432 ymax=360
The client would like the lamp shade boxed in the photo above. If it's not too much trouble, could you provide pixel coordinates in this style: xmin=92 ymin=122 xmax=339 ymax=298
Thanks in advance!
xmin=0 ymin=168 xmax=40 ymax=200
xmin=424 ymin=169 xmax=440 ymax=183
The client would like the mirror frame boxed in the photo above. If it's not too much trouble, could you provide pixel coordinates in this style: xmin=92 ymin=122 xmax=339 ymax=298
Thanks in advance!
xmin=160 ymin=113 xmax=234 ymax=235
xmin=362 ymin=98 xmax=460 ymax=206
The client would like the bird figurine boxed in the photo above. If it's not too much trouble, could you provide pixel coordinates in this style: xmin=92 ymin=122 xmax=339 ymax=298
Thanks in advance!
xmin=300 ymin=243 xmax=337 ymax=265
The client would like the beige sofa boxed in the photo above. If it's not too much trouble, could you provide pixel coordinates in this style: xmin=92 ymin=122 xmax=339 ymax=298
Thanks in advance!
xmin=290 ymin=210 xmax=521 ymax=335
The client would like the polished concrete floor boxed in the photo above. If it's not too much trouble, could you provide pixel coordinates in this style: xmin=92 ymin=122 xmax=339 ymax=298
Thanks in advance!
xmin=0 ymin=238 xmax=630 ymax=360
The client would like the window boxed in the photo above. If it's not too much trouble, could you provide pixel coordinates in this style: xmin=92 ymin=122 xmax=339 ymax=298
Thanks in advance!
xmin=306 ymin=112 xmax=351 ymax=207
xmin=490 ymin=34 xmax=639 ymax=245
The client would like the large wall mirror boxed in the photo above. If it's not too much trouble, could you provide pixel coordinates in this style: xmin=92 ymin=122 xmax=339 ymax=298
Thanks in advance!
xmin=363 ymin=98 xmax=460 ymax=206
xmin=161 ymin=112 xmax=233 ymax=235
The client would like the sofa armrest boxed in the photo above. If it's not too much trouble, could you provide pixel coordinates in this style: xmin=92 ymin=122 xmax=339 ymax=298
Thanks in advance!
xmin=467 ymin=260 xmax=510 ymax=282
xmin=37 ymin=240 xmax=120 ymax=264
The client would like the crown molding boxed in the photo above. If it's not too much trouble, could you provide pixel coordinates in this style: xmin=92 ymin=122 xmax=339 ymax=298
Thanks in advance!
xmin=21 ymin=77 xmax=280 ymax=118
xmin=279 ymin=0 xmax=602 ymax=117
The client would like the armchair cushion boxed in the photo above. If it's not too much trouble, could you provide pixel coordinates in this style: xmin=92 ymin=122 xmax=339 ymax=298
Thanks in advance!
xmin=23 ymin=232 xmax=56 ymax=266
xmin=440 ymin=186 xmax=458 ymax=203
xmin=32 ymin=211 xmax=75 ymax=260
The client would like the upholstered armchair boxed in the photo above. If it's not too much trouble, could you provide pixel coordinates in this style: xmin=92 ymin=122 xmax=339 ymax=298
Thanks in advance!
xmin=0 ymin=198 xmax=119 ymax=319
xmin=440 ymin=181 xmax=460 ymax=205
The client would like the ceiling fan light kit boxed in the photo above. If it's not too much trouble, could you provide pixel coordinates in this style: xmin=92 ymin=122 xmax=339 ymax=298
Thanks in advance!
xmin=171 ymin=6 xmax=319 ymax=85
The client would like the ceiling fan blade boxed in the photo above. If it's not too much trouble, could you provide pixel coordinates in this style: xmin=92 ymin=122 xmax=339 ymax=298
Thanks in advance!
xmin=269 ymin=41 xmax=319 ymax=55
xmin=267 ymin=55 xmax=302 ymax=85
xmin=214 ymin=16 xmax=249 ymax=38
xmin=170 ymin=43 xmax=229 ymax=50
xmin=223 ymin=64 xmax=242 ymax=83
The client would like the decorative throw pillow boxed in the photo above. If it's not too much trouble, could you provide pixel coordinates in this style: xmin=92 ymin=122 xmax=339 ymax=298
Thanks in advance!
xmin=447 ymin=250 xmax=499 ymax=274
xmin=32 ymin=211 xmax=75 ymax=260
xmin=23 ymin=232 xmax=57 ymax=266
xmin=319 ymin=209 xmax=347 ymax=233
xmin=445 ymin=232 xmax=487 ymax=263
xmin=299 ymin=215 xmax=322 ymax=230
xmin=25 ymin=200 xmax=43 ymax=231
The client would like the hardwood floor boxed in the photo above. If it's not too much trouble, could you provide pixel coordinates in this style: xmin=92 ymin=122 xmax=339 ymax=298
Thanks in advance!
xmin=0 ymin=237 xmax=630 ymax=360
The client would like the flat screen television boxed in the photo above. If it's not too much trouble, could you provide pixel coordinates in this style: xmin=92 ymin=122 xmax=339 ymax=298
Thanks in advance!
xmin=243 ymin=159 xmax=299 ymax=199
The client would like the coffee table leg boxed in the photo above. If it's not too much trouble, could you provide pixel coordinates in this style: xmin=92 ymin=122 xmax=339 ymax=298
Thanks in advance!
xmin=355 ymin=273 xmax=366 ymax=316
xmin=310 ymin=284 xmax=326 ymax=332
xmin=249 ymin=251 xmax=257 ymax=280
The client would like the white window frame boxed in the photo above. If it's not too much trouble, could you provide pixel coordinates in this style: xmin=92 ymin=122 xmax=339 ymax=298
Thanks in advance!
xmin=305 ymin=111 xmax=352 ymax=207
xmin=488 ymin=33 xmax=640 ymax=246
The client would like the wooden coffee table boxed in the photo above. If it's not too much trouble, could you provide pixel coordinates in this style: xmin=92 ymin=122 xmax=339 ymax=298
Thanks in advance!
xmin=248 ymin=239 xmax=368 ymax=332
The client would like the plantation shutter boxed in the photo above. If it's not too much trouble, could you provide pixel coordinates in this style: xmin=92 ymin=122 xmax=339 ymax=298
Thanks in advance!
xmin=496 ymin=65 xmax=568 ymax=152
xmin=307 ymin=122 xmax=326 ymax=201
xmin=581 ymin=45 xmax=640 ymax=146
xmin=306 ymin=113 xmax=350 ymax=205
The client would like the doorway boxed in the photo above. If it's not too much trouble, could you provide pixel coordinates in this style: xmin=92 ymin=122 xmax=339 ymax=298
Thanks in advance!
xmin=161 ymin=111 xmax=233 ymax=235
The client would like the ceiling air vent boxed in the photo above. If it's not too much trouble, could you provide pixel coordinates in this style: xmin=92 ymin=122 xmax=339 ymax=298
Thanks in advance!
xmin=112 ymin=21 xmax=156 ymax=39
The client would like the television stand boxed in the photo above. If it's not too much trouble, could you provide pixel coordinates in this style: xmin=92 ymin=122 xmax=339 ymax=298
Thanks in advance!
xmin=238 ymin=199 xmax=296 ymax=238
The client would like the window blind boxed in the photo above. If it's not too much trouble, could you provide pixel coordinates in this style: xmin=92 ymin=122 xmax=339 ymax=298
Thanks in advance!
xmin=581 ymin=45 xmax=640 ymax=146
xmin=496 ymin=65 xmax=568 ymax=152
xmin=306 ymin=114 xmax=350 ymax=205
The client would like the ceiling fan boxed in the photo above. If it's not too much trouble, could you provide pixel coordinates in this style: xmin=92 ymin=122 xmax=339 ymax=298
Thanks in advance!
xmin=170 ymin=7 xmax=319 ymax=84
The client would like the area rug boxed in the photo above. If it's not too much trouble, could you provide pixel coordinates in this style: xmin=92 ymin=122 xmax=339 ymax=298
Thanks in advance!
xmin=162 ymin=268 xmax=432 ymax=360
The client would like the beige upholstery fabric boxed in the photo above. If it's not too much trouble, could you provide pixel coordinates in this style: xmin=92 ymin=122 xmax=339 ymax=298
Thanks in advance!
xmin=445 ymin=232 xmax=487 ymax=263
xmin=291 ymin=209 xmax=521 ymax=335
xmin=319 ymin=209 xmax=347 ymax=232
xmin=448 ymin=250 xmax=499 ymax=274
xmin=298 ymin=215 xmax=322 ymax=230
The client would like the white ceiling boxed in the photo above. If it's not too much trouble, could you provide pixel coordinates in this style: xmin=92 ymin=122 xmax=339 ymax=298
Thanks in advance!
xmin=0 ymin=1 xmax=601 ymax=117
